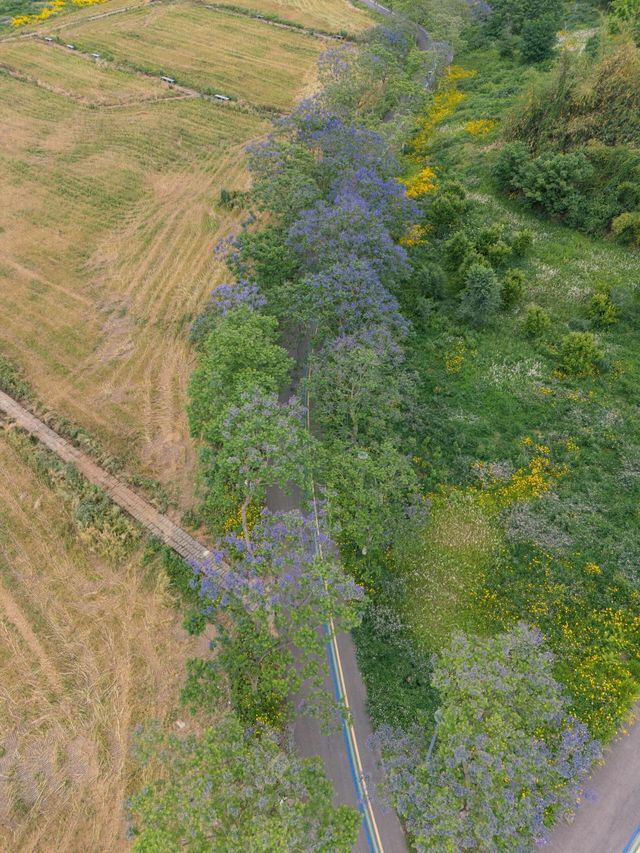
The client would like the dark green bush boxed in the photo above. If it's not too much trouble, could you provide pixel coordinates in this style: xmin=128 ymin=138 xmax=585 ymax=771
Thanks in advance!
xmin=521 ymin=15 xmax=558 ymax=63
xmin=460 ymin=264 xmax=502 ymax=327
xmin=511 ymin=228 xmax=533 ymax=256
xmin=559 ymin=331 xmax=603 ymax=376
xmin=492 ymin=142 xmax=530 ymax=193
xmin=523 ymin=303 xmax=552 ymax=338
xmin=501 ymin=269 xmax=526 ymax=309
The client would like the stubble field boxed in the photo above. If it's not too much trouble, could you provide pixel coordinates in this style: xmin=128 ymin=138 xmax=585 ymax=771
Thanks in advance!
xmin=0 ymin=0 xmax=370 ymax=847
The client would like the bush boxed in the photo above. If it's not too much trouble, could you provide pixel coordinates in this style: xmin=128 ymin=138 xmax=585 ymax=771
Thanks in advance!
xmin=511 ymin=228 xmax=533 ymax=257
xmin=501 ymin=268 xmax=525 ymax=309
xmin=518 ymin=151 xmax=594 ymax=219
xmin=492 ymin=142 xmax=530 ymax=193
xmin=443 ymin=231 xmax=473 ymax=272
xmin=484 ymin=239 xmax=513 ymax=268
xmin=459 ymin=264 xmax=502 ymax=327
xmin=521 ymin=15 xmax=558 ymax=63
xmin=523 ymin=303 xmax=552 ymax=338
xmin=413 ymin=261 xmax=447 ymax=300
xmin=588 ymin=285 xmax=620 ymax=327
xmin=612 ymin=211 xmax=640 ymax=246
xmin=560 ymin=332 xmax=603 ymax=377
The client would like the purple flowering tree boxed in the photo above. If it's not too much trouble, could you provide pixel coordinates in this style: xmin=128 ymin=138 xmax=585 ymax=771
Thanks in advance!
xmin=287 ymin=195 xmax=409 ymax=286
xmin=280 ymin=259 xmax=409 ymax=342
xmin=213 ymin=390 xmax=314 ymax=550
xmin=373 ymin=624 xmax=601 ymax=852
xmin=193 ymin=509 xmax=365 ymax=723
xmin=306 ymin=326 xmax=416 ymax=443
xmin=246 ymin=135 xmax=322 ymax=220
xmin=331 ymin=168 xmax=419 ymax=239
xmin=289 ymin=105 xmax=398 ymax=186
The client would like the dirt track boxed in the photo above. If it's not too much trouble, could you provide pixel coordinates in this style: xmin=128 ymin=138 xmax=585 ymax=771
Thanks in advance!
xmin=0 ymin=389 xmax=212 ymax=565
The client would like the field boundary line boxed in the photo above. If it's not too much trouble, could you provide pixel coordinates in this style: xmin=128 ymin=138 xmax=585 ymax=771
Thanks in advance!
xmin=0 ymin=389 xmax=213 ymax=566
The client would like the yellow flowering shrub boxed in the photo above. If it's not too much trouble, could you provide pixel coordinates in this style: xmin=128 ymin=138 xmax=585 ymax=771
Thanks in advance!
xmin=401 ymin=166 xmax=438 ymax=198
xmin=475 ymin=447 xmax=566 ymax=512
xmin=465 ymin=119 xmax=497 ymax=136
xmin=478 ymin=550 xmax=640 ymax=739
xmin=12 ymin=0 xmax=106 ymax=26
xmin=399 ymin=223 xmax=431 ymax=247
xmin=444 ymin=341 xmax=466 ymax=374
xmin=445 ymin=65 xmax=477 ymax=82
xmin=222 ymin=500 xmax=261 ymax=535
xmin=12 ymin=0 xmax=64 ymax=26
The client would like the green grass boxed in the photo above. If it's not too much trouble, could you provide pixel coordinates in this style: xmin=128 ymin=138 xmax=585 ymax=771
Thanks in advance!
xmin=368 ymin=39 xmax=640 ymax=740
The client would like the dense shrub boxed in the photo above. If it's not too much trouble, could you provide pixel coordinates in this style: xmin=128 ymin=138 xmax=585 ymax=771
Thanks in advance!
xmin=501 ymin=268 xmax=525 ymax=308
xmin=523 ymin=303 xmax=552 ymax=338
xmin=521 ymin=15 xmax=558 ymax=63
xmin=559 ymin=331 xmax=603 ymax=376
xmin=612 ymin=211 xmax=640 ymax=246
xmin=459 ymin=264 xmax=502 ymax=327
xmin=588 ymin=285 xmax=620 ymax=327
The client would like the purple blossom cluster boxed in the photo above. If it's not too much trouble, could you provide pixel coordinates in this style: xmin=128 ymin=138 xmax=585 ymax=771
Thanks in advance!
xmin=287 ymin=196 xmax=409 ymax=285
xmin=208 ymin=282 xmax=267 ymax=317
xmin=372 ymin=625 xmax=601 ymax=851
xmin=332 ymin=167 xmax=419 ymax=238
xmin=191 ymin=509 xmax=364 ymax=619
xmin=292 ymin=259 xmax=410 ymax=339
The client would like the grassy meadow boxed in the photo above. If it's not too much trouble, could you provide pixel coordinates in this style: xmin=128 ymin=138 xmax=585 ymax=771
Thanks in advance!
xmin=395 ymin=48 xmax=640 ymax=740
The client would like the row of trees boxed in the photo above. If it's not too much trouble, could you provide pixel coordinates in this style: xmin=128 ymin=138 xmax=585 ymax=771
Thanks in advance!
xmin=127 ymin=22 xmax=437 ymax=850
xmin=129 ymin=16 xmax=601 ymax=852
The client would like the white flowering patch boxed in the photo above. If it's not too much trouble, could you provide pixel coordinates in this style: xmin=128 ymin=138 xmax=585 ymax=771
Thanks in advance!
xmin=486 ymin=357 xmax=544 ymax=388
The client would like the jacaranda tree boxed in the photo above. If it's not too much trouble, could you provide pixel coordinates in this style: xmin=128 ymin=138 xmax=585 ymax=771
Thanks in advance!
xmin=306 ymin=327 xmax=416 ymax=444
xmin=374 ymin=624 xmax=601 ymax=852
xmin=193 ymin=509 xmax=364 ymax=724
xmin=202 ymin=391 xmax=313 ymax=549
xmin=128 ymin=715 xmax=360 ymax=852
xmin=287 ymin=195 xmax=409 ymax=286
xmin=278 ymin=260 xmax=409 ymax=343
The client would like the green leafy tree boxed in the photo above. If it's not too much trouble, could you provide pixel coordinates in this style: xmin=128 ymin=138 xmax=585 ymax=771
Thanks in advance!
xmin=459 ymin=264 xmax=502 ymax=327
xmin=375 ymin=625 xmax=600 ymax=852
xmin=205 ymin=391 xmax=313 ymax=549
xmin=305 ymin=329 xmax=416 ymax=445
xmin=326 ymin=439 xmax=419 ymax=556
xmin=187 ymin=306 xmax=292 ymax=446
xmin=521 ymin=15 xmax=558 ymax=63
xmin=128 ymin=716 xmax=360 ymax=852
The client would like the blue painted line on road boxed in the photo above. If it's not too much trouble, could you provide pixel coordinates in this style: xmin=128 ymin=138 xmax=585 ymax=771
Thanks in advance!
xmin=622 ymin=822 xmax=640 ymax=853
xmin=324 ymin=624 xmax=377 ymax=853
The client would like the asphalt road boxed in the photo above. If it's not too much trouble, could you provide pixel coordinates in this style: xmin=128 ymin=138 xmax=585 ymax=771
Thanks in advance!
xmin=545 ymin=712 xmax=640 ymax=853
xmin=266 ymin=479 xmax=408 ymax=853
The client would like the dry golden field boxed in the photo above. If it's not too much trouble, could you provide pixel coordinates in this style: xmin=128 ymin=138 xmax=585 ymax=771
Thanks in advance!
xmin=0 ymin=3 xmax=370 ymax=844
xmin=0 ymin=70 xmax=267 ymax=501
xmin=51 ymin=3 xmax=326 ymax=106
xmin=0 ymin=433 xmax=206 ymax=851
xmin=212 ymin=0 xmax=373 ymax=32
xmin=0 ymin=0 xmax=369 ymax=503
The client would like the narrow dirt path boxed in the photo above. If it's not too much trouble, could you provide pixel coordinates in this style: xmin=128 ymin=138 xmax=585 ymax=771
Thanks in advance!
xmin=0 ymin=389 xmax=213 ymax=565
